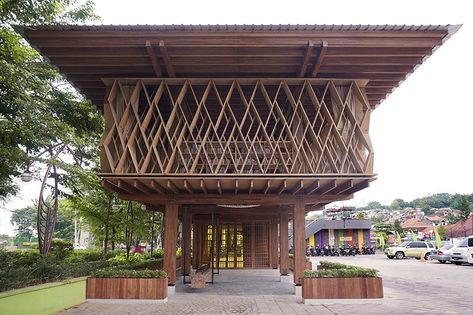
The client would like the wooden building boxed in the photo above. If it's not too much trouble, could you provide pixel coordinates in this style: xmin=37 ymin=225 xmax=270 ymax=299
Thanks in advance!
xmin=16 ymin=24 xmax=459 ymax=289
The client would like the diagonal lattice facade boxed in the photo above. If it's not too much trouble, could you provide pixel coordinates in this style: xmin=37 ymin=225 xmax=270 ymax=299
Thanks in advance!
xmin=100 ymin=78 xmax=373 ymax=179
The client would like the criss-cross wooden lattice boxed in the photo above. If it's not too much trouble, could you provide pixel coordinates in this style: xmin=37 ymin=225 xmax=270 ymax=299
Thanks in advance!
xmin=101 ymin=79 xmax=373 ymax=177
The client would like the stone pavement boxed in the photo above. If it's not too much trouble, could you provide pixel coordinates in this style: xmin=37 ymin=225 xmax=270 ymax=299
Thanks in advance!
xmin=59 ymin=255 xmax=473 ymax=315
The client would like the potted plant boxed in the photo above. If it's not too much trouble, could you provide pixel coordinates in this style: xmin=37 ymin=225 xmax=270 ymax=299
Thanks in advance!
xmin=302 ymin=261 xmax=383 ymax=302
xmin=86 ymin=268 xmax=168 ymax=301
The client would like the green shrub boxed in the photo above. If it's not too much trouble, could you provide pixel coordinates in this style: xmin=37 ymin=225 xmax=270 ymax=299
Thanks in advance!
xmin=0 ymin=249 xmax=42 ymax=269
xmin=304 ymin=261 xmax=379 ymax=278
xmin=152 ymin=248 xmax=164 ymax=259
xmin=304 ymin=267 xmax=379 ymax=278
xmin=49 ymin=240 xmax=74 ymax=260
xmin=64 ymin=249 xmax=103 ymax=263
xmin=107 ymin=251 xmax=149 ymax=265
xmin=92 ymin=268 xmax=167 ymax=279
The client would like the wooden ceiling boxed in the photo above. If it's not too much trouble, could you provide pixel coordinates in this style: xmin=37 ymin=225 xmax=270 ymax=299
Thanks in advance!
xmin=16 ymin=24 xmax=459 ymax=109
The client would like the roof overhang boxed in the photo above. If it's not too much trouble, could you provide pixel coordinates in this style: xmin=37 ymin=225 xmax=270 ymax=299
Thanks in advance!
xmin=14 ymin=24 xmax=461 ymax=109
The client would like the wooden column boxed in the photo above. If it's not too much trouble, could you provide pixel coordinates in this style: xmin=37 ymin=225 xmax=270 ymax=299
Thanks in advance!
xmin=164 ymin=203 xmax=178 ymax=285
xmin=270 ymin=219 xmax=278 ymax=269
xmin=293 ymin=197 xmax=305 ymax=285
xmin=279 ymin=212 xmax=289 ymax=275
xmin=192 ymin=220 xmax=198 ymax=269
xmin=183 ymin=212 xmax=192 ymax=275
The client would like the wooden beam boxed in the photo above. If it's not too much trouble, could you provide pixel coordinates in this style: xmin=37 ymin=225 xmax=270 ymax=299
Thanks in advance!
xmin=277 ymin=180 xmax=287 ymax=195
xmin=200 ymin=179 xmax=208 ymax=194
xmin=163 ymin=203 xmax=178 ymax=285
xmin=117 ymin=179 xmax=140 ymax=194
xmin=313 ymin=180 xmax=336 ymax=195
xmin=167 ymin=180 xmax=179 ymax=194
xmin=264 ymin=179 xmax=271 ymax=195
xmin=298 ymin=40 xmax=315 ymax=77
xmin=292 ymin=180 xmax=304 ymax=195
xmin=305 ymin=179 xmax=320 ymax=195
xmin=150 ymin=180 xmax=165 ymax=194
xmin=145 ymin=40 xmax=162 ymax=77
xmin=133 ymin=180 xmax=153 ymax=194
xmin=117 ymin=192 xmax=353 ymax=206
xmin=217 ymin=180 xmax=222 ymax=195
xmin=311 ymin=41 xmax=328 ymax=77
xmin=184 ymin=180 xmax=193 ymax=194
xmin=102 ymin=179 xmax=127 ymax=194
xmin=159 ymin=41 xmax=176 ymax=77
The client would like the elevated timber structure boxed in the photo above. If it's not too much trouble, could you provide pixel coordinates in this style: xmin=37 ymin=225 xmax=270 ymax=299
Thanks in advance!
xmin=17 ymin=24 xmax=459 ymax=288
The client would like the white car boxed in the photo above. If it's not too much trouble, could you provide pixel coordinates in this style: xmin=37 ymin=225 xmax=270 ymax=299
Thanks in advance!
xmin=450 ymin=236 xmax=473 ymax=265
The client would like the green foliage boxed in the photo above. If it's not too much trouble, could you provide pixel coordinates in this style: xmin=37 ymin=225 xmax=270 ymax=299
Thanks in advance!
xmin=393 ymin=219 xmax=403 ymax=235
xmin=459 ymin=196 xmax=471 ymax=221
xmin=390 ymin=198 xmax=411 ymax=210
xmin=92 ymin=268 xmax=167 ymax=279
xmin=152 ymin=248 xmax=164 ymax=259
xmin=0 ymin=259 xmax=110 ymax=292
xmin=436 ymin=225 xmax=448 ymax=240
xmin=0 ymin=1 xmax=101 ymax=200
xmin=107 ymin=251 xmax=149 ymax=266
xmin=10 ymin=206 xmax=36 ymax=240
xmin=63 ymin=249 xmax=103 ymax=263
xmin=10 ymin=204 xmax=76 ymax=242
xmin=304 ymin=261 xmax=379 ymax=278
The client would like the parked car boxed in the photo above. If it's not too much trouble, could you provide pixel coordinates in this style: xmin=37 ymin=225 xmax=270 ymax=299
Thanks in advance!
xmin=430 ymin=244 xmax=456 ymax=263
xmin=384 ymin=241 xmax=435 ymax=260
xmin=450 ymin=236 xmax=473 ymax=265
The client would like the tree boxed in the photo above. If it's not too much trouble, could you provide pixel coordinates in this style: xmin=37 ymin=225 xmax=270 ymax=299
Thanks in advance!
xmin=436 ymin=225 xmax=448 ymax=240
xmin=459 ymin=195 xmax=471 ymax=221
xmin=390 ymin=198 xmax=409 ymax=210
xmin=0 ymin=0 xmax=100 ymax=200
xmin=10 ymin=206 xmax=36 ymax=241
xmin=356 ymin=212 xmax=365 ymax=220
xmin=393 ymin=219 xmax=403 ymax=235
xmin=10 ymin=202 xmax=76 ymax=242
xmin=366 ymin=201 xmax=383 ymax=209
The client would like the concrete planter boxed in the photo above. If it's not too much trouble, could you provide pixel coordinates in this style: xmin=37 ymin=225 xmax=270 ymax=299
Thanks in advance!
xmin=302 ymin=277 xmax=383 ymax=303
xmin=86 ymin=277 xmax=168 ymax=302
xmin=0 ymin=277 xmax=86 ymax=315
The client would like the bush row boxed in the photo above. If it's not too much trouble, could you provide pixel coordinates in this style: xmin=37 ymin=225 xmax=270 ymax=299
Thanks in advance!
xmin=92 ymin=268 xmax=167 ymax=279
xmin=304 ymin=261 xmax=379 ymax=278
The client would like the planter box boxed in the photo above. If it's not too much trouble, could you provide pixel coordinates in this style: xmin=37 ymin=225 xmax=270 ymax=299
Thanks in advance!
xmin=289 ymin=256 xmax=313 ymax=271
xmin=86 ymin=278 xmax=167 ymax=301
xmin=302 ymin=277 xmax=383 ymax=300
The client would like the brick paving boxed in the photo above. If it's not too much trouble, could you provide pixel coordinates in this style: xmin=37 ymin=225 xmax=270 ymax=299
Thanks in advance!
xmin=59 ymin=255 xmax=473 ymax=315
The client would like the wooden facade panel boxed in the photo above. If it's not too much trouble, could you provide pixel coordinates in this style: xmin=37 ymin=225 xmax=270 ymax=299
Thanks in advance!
xmin=100 ymin=78 xmax=374 ymax=195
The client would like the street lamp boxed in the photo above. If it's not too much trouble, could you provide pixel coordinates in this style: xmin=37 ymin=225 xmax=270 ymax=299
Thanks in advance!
xmin=20 ymin=170 xmax=33 ymax=182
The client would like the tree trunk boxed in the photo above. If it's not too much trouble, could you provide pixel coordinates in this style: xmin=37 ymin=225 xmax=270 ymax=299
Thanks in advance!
xmin=103 ymin=197 xmax=113 ymax=260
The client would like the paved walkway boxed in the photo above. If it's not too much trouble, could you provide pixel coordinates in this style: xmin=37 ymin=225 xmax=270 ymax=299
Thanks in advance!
xmin=59 ymin=255 xmax=473 ymax=315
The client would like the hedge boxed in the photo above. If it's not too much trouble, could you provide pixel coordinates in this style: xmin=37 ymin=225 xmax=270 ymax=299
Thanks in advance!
xmin=304 ymin=261 xmax=379 ymax=278
xmin=92 ymin=268 xmax=167 ymax=279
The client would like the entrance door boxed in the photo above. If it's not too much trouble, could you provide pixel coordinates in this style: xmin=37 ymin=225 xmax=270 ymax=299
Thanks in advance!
xmin=218 ymin=224 xmax=244 ymax=269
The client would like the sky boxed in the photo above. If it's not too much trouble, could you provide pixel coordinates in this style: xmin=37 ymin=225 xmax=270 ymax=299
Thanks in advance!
xmin=1 ymin=0 xmax=472 ymax=234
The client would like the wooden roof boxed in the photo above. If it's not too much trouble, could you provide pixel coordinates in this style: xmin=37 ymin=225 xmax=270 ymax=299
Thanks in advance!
xmin=15 ymin=24 xmax=460 ymax=108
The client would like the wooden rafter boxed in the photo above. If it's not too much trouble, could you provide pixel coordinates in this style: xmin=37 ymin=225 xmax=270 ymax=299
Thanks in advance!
xmin=159 ymin=41 xmax=176 ymax=77
xmin=145 ymin=40 xmax=162 ymax=77
xmin=311 ymin=41 xmax=328 ymax=78
xmin=298 ymin=40 xmax=315 ymax=77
